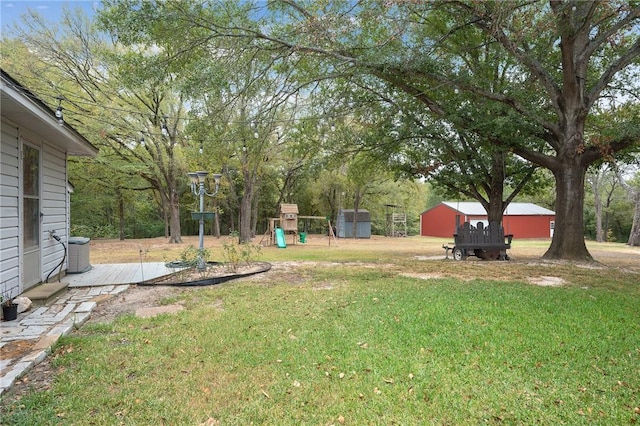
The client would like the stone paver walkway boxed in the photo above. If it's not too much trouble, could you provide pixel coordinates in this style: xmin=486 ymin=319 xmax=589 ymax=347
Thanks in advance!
xmin=0 ymin=285 xmax=129 ymax=396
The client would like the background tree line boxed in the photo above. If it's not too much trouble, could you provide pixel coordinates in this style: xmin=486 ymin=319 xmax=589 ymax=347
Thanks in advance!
xmin=1 ymin=1 xmax=638 ymax=256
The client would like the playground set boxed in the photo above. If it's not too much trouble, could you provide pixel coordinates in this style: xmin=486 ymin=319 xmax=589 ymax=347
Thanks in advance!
xmin=261 ymin=203 xmax=408 ymax=248
xmin=261 ymin=203 xmax=337 ymax=248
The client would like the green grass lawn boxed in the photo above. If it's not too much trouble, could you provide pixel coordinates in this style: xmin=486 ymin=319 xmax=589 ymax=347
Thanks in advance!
xmin=2 ymin=241 xmax=639 ymax=425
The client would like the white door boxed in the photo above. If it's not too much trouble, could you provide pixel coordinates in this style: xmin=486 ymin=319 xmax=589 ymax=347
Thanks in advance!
xmin=22 ymin=143 xmax=41 ymax=289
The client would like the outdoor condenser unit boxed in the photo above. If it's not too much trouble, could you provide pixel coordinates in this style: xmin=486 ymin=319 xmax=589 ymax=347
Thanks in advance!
xmin=67 ymin=237 xmax=92 ymax=273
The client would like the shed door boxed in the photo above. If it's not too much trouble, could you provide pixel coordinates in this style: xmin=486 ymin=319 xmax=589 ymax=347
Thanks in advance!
xmin=22 ymin=144 xmax=41 ymax=289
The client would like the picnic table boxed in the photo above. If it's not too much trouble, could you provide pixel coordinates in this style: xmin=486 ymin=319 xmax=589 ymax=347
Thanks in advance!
xmin=444 ymin=221 xmax=512 ymax=261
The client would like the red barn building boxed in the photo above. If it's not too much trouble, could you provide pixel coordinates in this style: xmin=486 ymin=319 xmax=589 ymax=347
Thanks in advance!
xmin=420 ymin=202 xmax=555 ymax=239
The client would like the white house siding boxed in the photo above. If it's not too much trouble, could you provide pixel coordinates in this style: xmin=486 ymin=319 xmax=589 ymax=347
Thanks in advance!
xmin=41 ymin=141 xmax=68 ymax=282
xmin=2 ymin=69 xmax=97 ymax=296
xmin=1 ymin=124 xmax=69 ymax=297
xmin=1 ymin=120 xmax=20 ymax=299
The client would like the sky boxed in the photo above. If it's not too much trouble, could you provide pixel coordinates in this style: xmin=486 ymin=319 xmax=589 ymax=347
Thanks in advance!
xmin=1 ymin=0 xmax=98 ymax=32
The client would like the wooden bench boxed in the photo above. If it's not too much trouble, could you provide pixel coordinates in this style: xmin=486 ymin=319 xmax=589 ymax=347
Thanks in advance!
xmin=446 ymin=221 xmax=513 ymax=261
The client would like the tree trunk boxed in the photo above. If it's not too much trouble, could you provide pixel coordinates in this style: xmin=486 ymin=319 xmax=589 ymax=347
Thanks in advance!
xmin=485 ymin=198 xmax=504 ymax=224
xmin=251 ymin=193 xmax=259 ymax=238
xmin=543 ymin=160 xmax=592 ymax=261
xmin=156 ymin=192 xmax=169 ymax=238
xmin=616 ymin=168 xmax=640 ymax=247
xmin=156 ymin=190 xmax=172 ymax=240
xmin=228 ymin=207 xmax=235 ymax=234
xmin=118 ymin=190 xmax=125 ymax=240
xmin=239 ymin=191 xmax=253 ymax=243
xmin=167 ymin=188 xmax=183 ymax=243
xmin=623 ymin=181 xmax=640 ymax=246
xmin=324 ymin=185 xmax=339 ymax=226
xmin=213 ymin=204 xmax=221 ymax=238
xmin=163 ymin=206 xmax=169 ymax=238
xmin=588 ymin=169 xmax=605 ymax=242
xmin=239 ymin=173 xmax=255 ymax=243
xmin=594 ymin=191 xmax=604 ymax=242
xmin=629 ymin=197 xmax=640 ymax=246
xmin=223 ymin=165 xmax=237 ymax=234
xmin=352 ymin=187 xmax=361 ymax=239
xmin=485 ymin=150 xmax=507 ymax=224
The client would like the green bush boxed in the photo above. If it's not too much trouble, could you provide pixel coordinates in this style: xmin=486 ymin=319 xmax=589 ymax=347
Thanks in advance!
xmin=179 ymin=245 xmax=211 ymax=268
xmin=222 ymin=232 xmax=262 ymax=272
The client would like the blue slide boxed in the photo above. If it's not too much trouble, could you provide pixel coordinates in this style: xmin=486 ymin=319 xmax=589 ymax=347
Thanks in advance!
xmin=275 ymin=227 xmax=287 ymax=248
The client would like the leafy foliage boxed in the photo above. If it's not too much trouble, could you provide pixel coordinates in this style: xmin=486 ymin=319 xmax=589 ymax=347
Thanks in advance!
xmin=222 ymin=232 xmax=262 ymax=272
xmin=2 ymin=1 xmax=638 ymax=252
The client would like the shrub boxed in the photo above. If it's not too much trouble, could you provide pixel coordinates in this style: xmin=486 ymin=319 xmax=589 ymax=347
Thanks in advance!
xmin=222 ymin=232 xmax=262 ymax=272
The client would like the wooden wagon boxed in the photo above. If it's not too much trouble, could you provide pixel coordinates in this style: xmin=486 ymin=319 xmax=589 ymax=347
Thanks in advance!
xmin=446 ymin=221 xmax=513 ymax=261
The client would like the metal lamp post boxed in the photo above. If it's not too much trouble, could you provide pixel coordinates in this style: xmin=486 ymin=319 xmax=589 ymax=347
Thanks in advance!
xmin=187 ymin=171 xmax=222 ymax=270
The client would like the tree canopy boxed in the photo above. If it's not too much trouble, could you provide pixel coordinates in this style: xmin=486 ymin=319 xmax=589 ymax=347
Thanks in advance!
xmin=3 ymin=1 xmax=639 ymax=255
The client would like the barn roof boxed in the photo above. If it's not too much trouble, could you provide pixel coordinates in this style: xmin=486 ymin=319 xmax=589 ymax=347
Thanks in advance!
xmin=441 ymin=201 xmax=555 ymax=216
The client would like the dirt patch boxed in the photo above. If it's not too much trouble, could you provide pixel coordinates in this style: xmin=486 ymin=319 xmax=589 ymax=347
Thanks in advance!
xmin=528 ymin=276 xmax=566 ymax=287
xmin=86 ymin=285 xmax=191 ymax=324
xmin=414 ymin=255 xmax=447 ymax=261
xmin=135 ymin=304 xmax=184 ymax=318
xmin=400 ymin=272 xmax=446 ymax=280
xmin=1 ymin=340 xmax=35 ymax=360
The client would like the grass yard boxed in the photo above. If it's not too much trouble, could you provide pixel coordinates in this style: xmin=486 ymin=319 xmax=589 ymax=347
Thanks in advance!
xmin=1 ymin=236 xmax=639 ymax=425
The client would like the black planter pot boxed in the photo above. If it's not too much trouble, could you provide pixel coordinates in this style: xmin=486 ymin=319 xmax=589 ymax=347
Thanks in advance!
xmin=2 ymin=303 xmax=18 ymax=321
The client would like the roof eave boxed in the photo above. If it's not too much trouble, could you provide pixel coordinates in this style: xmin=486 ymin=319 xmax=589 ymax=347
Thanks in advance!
xmin=1 ymin=70 xmax=98 ymax=157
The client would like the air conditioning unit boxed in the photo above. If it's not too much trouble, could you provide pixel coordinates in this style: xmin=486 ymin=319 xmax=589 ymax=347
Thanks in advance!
xmin=68 ymin=237 xmax=92 ymax=273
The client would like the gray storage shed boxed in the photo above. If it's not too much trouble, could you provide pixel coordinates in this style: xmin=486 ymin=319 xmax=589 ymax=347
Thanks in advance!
xmin=336 ymin=209 xmax=371 ymax=238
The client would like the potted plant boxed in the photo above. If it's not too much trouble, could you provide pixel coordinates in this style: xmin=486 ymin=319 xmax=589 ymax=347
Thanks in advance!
xmin=1 ymin=289 xmax=18 ymax=321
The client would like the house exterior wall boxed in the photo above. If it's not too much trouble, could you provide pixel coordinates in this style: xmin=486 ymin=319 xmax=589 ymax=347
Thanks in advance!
xmin=2 ymin=69 xmax=97 ymax=298
xmin=420 ymin=203 xmax=555 ymax=239
xmin=1 ymin=119 xmax=21 ymax=299
xmin=1 ymin=121 xmax=69 ymax=297
xmin=41 ymin=140 xmax=68 ymax=280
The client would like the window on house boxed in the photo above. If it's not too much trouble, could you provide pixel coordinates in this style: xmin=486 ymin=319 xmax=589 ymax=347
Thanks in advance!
xmin=23 ymin=144 xmax=40 ymax=249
